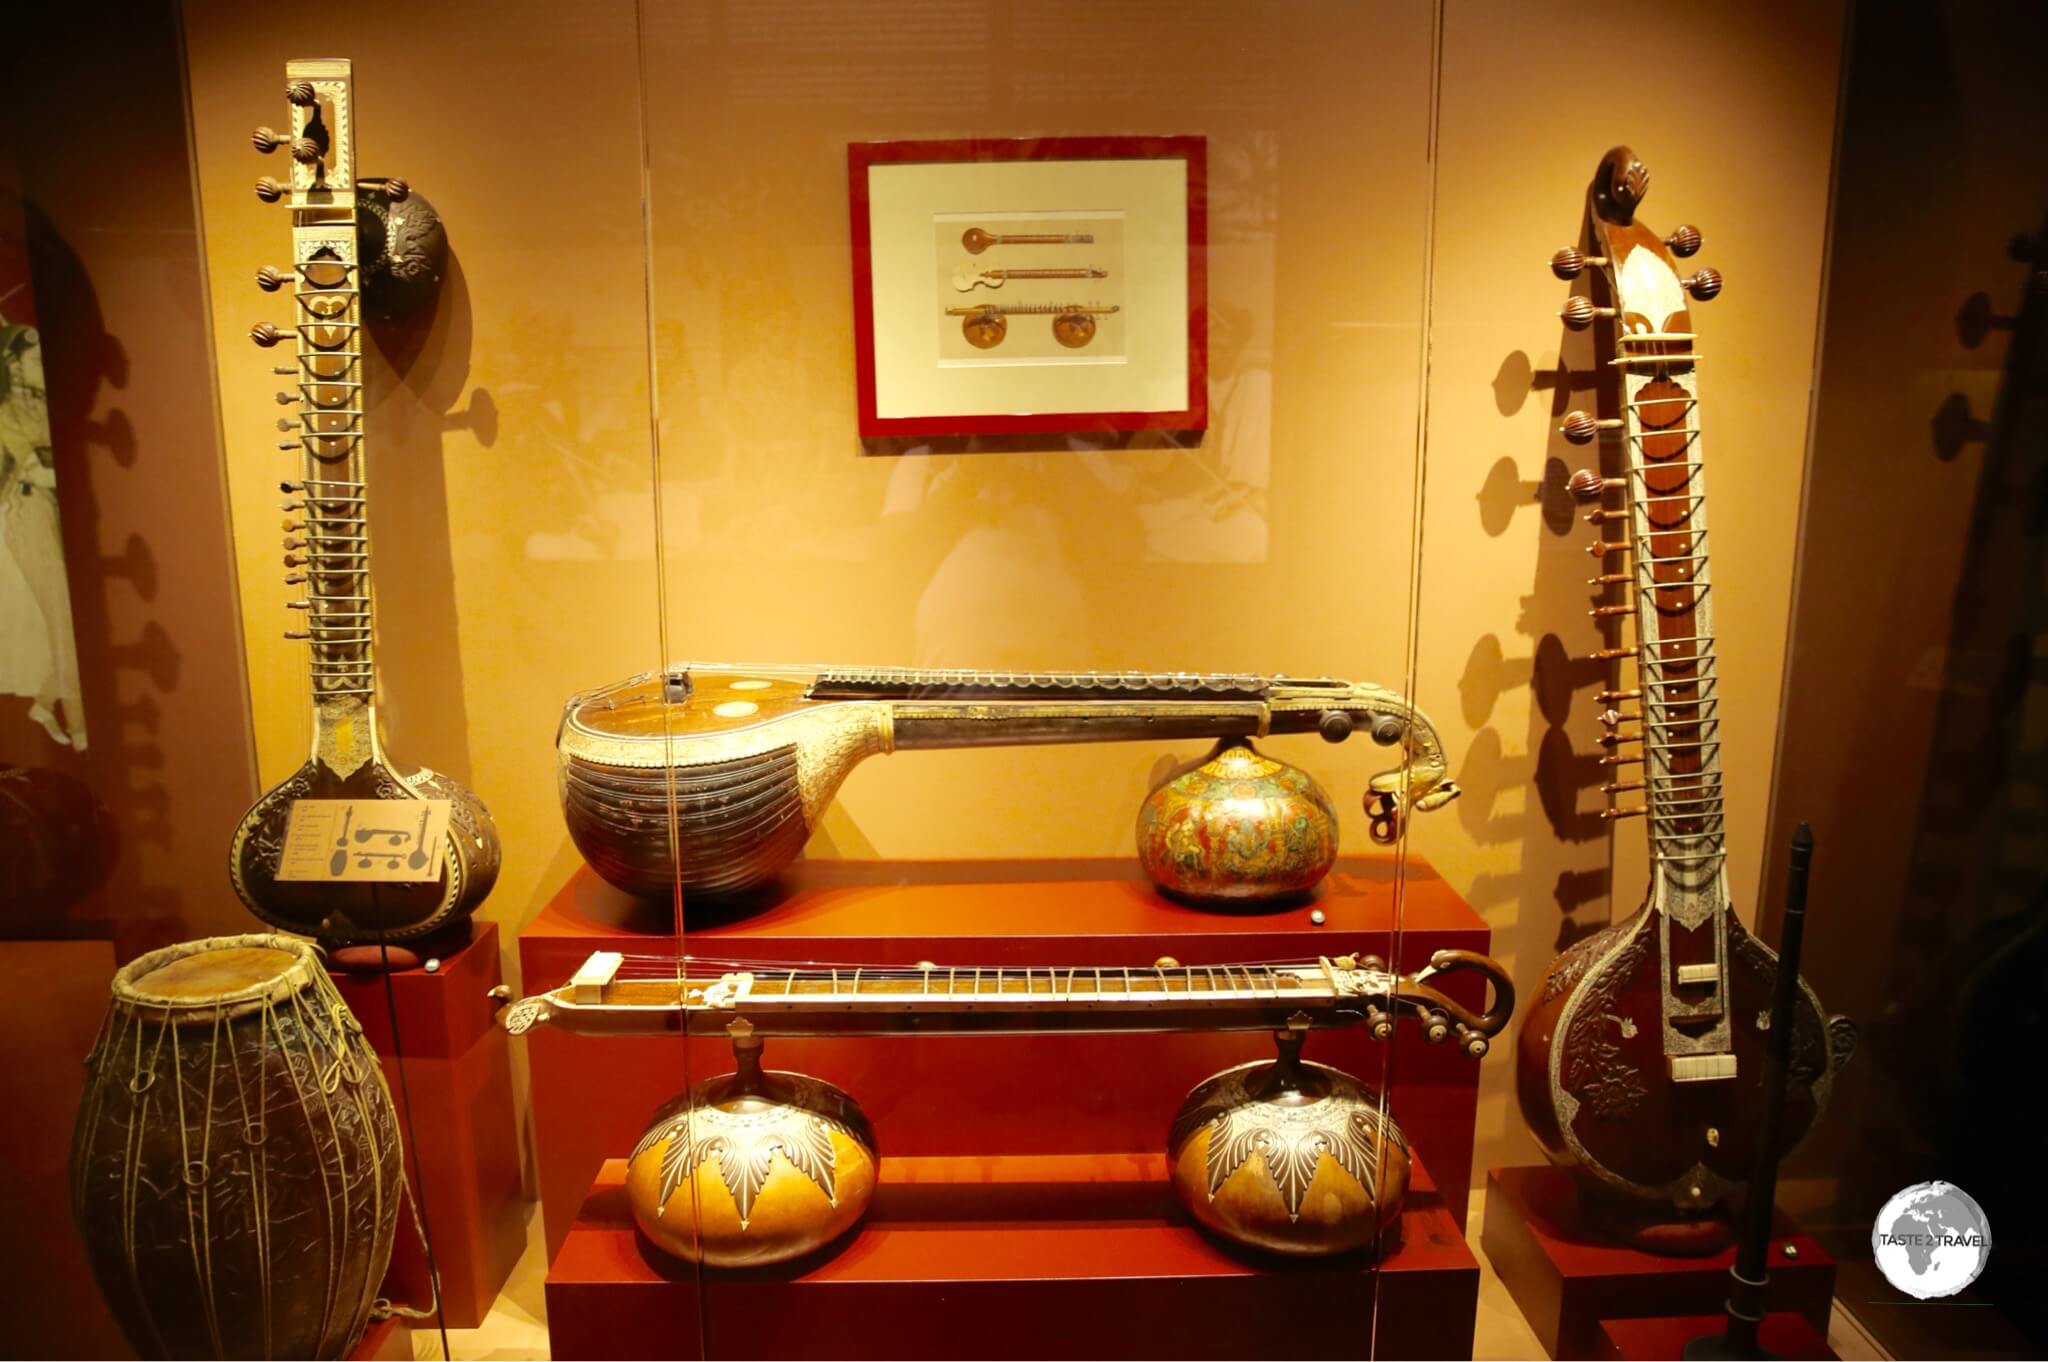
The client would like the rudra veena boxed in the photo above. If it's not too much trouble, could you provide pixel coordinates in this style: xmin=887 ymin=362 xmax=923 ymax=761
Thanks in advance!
xmin=557 ymin=664 xmax=1459 ymax=898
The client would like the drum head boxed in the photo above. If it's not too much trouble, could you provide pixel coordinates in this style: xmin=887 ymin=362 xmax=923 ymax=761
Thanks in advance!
xmin=112 ymin=934 xmax=316 ymax=1017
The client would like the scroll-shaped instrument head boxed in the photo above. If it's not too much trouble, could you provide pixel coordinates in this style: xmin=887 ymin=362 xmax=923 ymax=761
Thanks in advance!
xmin=1288 ymin=680 xmax=1459 ymax=845
xmin=1573 ymin=145 xmax=1722 ymax=339
xmin=1593 ymin=145 xmax=1651 ymax=227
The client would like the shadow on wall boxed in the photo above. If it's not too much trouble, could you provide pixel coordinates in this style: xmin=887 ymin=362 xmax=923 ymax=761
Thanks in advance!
xmin=8 ymin=201 xmax=182 ymax=950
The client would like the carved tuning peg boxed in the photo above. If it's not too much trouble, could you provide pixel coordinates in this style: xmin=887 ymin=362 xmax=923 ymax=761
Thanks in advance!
xmin=254 ymin=177 xmax=285 ymax=203
xmin=1559 ymin=296 xmax=1618 ymax=330
xmin=251 ymin=126 xmax=285 ymax=153
xmin=1318 ymin=710 xmax=1353 ymax=743
xmin=286 ymin=80 xmax=317 ymax=106
xmin=289 ymin=137 xmax=321 ymax=165
xmin=1567 ymin=468 xmax=1612 ymax=503
xmin=1551 ymin=247 xmax=1608 ymax=280
xmin=249 ymin=322 xmax=289 ymax=347
xmin=1598 ymin=708 xmax=1637 ymax=727
xmin=255 ymin=265 xmax=292 ymax=291
xmin=1561 ymin=410 xmax=1621 ymax=443
xmin=1666 ymin=224 xmax=1702 ymax=256
xmin=383 ymin=177 xmax=410 ymax=202
xmin=1682 ymin=267 xmax=1724 ymax=300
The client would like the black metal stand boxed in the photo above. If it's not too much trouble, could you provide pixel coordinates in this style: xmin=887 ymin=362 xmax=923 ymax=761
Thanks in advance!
xmin=1681 ymin=823 xmax=1816 ymax=1362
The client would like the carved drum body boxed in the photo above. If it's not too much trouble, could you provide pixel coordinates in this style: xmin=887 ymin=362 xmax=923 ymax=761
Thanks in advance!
xmin=1137 ymin=739 xmax=1339 ymax=901
xmin=1168 ymin=1050 xmax=1410 ymax=1256
xmin=1516 ymin=905 xmax=1853 ymax=1212
xmin=71 ymin=935 xmax=402 ymax=1360
xmin=626 ymin=1048 xmax=879 ymax=1267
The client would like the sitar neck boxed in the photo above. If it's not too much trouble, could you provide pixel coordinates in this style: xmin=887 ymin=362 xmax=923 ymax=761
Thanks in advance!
xmin=273 ymin=61 xmax=379 ymax=743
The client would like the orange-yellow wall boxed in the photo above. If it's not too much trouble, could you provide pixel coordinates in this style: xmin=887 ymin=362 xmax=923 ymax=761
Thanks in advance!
xmin=182 ymin=0 xmax=1845 ymax=1199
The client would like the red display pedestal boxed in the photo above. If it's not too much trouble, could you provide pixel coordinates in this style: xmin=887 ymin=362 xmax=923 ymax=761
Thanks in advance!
xmin=520 ymin=855 xmax=1493 ymax=1264
xmin=1596 ymin=1313 xmax=1836 ymax=1360
xmin=330 ymin=921 xmax=525 ymax=1329
xmin=1481 ymin=1166 xmax=1836 ymax=1360
xmin=548 ymin=1150 xmax=1479 ymax=1361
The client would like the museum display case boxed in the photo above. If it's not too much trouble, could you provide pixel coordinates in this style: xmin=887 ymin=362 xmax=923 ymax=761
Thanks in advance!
xmin=1 ymin=2 xmax=2042 ymax=1360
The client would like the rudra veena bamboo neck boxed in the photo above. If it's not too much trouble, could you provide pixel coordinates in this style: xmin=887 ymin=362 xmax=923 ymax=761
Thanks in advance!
xmin=229 ymin=59 xmax=499 ymax=943
xmin=494 ymin=946 xmax=1515 ymax=1050
xmin=555 ymin=664 xmax=1460 ymax=898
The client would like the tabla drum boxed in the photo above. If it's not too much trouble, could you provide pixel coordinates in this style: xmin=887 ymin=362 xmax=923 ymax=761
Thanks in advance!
xmin=70 ymin=934 xmax=403 ymax=1359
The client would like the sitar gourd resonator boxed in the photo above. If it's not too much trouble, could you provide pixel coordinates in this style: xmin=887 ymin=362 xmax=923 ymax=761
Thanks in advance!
xmin=557 ymin=665 xmax=1460 ymax=899
xmin=1515 ymin=147 xmax=1854 ymax=1251
xmin=496 ymin=945 xmax=1516 ymax=1263
xmin=229 ymin=59 xmax=499 ymax=945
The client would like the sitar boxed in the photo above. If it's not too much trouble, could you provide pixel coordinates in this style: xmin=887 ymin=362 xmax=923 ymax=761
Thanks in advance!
xmin=1515 ymin=149 xmax=1854 ymax=1241
xmin=229 ymin=60 xmax=500 ymax=943
xmin=557 ymin=665 xmax=1459 ymax=897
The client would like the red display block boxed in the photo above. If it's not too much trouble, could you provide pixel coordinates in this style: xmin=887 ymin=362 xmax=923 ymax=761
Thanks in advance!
xmin=347 ymin=1317 xmax=411 ymax=1361
xmin=1596 ymin=1313 xmax=1836 ymax=1361
xmin=1481 ymin=1166 xmax=1836 ymax=1360
xmin=520 ymin=855 xmax=1494 ymax=1259
xmin=547 ymin=1150 xmax=1479 ymax=1361
xmin=329 ymin=921 xmax=525 ymax=1330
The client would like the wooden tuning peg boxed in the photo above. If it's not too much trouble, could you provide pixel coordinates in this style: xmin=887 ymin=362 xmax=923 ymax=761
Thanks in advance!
xmin=255 ymin=265 xmax=291 ymax=291
xmin=276 ymin=440 xmax=299 ymax=451
xmin=289 ymin=137 xmax=321 ymax=164
xmin=1567 ymin=468 xmax=1612 ymax=503
xmin=1597 ymin=688 xmax=1641 ymax=704
xmin=1666 ymin=224 xmax=1702 ymax=256
xmin=1559 ymin=296 xmax=1617 ymax=330
xmin=280 ymin=480 xmax=303 ymax=494
xmin=286 ymin=80 xmax=317 ymax=106
xmin=1586 ymin=539 xmax=1630 ymax=559
xmin=1601 ymin=779 xmax=1645 ymax=796
xmin=1550 ymin=247 xmax=1608 ymax=280
xmin=281 ymin=517 xmax=304 ymax=531
xmin=284 ymin=629 xmax=312 ymax=641
xmin=285 ymin=600 xmax=310 ymax=611
xmin=251 ymin=126 xmax=285 ymax=153
xmin=383 ymin=178 xmax=410 ymax=202
xmin=254 ymin=177 xmax=286 ymax=203
xmin=283 ymin=552 xmax=305 ymax=568
xmin=274 ymin=391 xmax=298 ymax=405
xmin=1589 ymin=602 xmax=1634 ymax=619
xmin=1584 ymin=507 xmax=1627 ymax=525
xmin=275 ymin=417 xmax=295 ymax=433
xmin=1589 ymin=571 xmax=1632 ymax=587
xmin=1682 ymin=268 xmax=1723 ymax=300
xmin=1585 ymin=645 xmax=1633 ymax=661
xmin=1561 ymin=410 xmax=1621 ymax=444
xmin=1602 ymin=806 xmax=1647 ymax=821
xmin=249 ymin=322 xmax=289 ymax=347
xmin=284 ymin=573 xmax=308 ymax=585
xmin=1599 ymin=752 xmax=1642 ymax=767
xmin=282 ymin=535 xmax=304 ymax=550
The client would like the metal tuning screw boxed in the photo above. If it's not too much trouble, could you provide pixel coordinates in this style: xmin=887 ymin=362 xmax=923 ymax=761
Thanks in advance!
xmin=1561 ymin=410 xmax=1621 ymax=444
xmin=1665 ymin=224 xmax=1702 ymax=256
xmin=1550 ymin=247 xmax=1609 ymax=280
xmin=1567 ymin=469 xmax=1612 ymax=504
xmin=250 ymin=322 xmax=288 ymax=347
xmin=1682 ymin=267 xmax=1724 ymax=300
xmin=1559 ymin=296 xmax=1618 ymax=330
xmin=255 ymin=265 xmax=292 ymax=292
xmin=289 ymin=137 xmax=321 ymax=165
xmin=286 ymin=80 xmax=317 ymax=106
xmin=251 ymin=126 xmax=285 ymax=153
xmin=254 ymin=177 xmax=285 ymax=203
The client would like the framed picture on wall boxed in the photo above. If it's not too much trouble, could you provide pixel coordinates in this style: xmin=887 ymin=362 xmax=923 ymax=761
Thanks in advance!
xmin=849 ymin=136 xmax=1207 ymax=439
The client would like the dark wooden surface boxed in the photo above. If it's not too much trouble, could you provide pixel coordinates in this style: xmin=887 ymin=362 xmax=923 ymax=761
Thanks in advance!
xmin=1481 ymin=1166 xmax=1835 ymax=1360
xmin=1596 ymin=1312 xmax=1836 ymax=1361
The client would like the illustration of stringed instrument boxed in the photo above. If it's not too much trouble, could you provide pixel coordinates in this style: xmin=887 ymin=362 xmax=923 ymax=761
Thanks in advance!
xmin=229 ymin=60 xmax=499 ymax=942
xmin=961 ymin=228 xmax=1095 ymax=254
xmin=558 ymin=665 xmax=1458 ymax=898
xmin=1514 ymin=148 xmax=1854 ymax=1240
xmin=952 ymin=264 xmax=1107 ymax=293
xmin=946 ymin=301 xmax=1119 ymax=349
